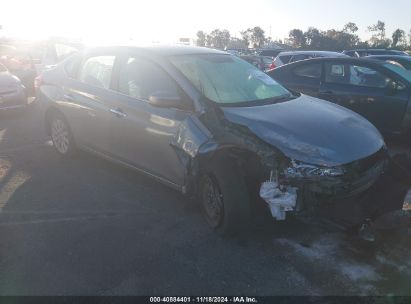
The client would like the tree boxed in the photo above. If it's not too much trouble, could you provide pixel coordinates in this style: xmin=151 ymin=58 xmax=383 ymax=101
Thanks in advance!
xmin=228 ymin=37 xmax=247 ymax=49
xmin=304 ymin=27 xmax=322 ymax=48
xmin=240 ymin=29 xmax=252 ymax=48
xmin=392 ymin=29 xmax=405 ymax=48
xmin=196 ymin=31 xmax=206 ymax=47
xmin=241 ymin=27 xmax=266 ymax=48
xmin=343 ymin=22 xmax=359 ymax=34
xmin=288 ymin=29 xmax=305 ymax=48
xmin=249 ymin=26 xmax=266 ymax=48
xmin=207 ymin=29 xmax=231 ymax=49
xmin=368 ymin=20 xmax=390 ymax=47
xmin=368 ymin=20 xmax=386 ymax=40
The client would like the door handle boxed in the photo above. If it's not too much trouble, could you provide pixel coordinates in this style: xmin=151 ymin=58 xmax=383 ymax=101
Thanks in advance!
xmin=109 ymin=108 xmax=127 ymax=118
xmin=320 ymin=90 xmax=334 ymax=95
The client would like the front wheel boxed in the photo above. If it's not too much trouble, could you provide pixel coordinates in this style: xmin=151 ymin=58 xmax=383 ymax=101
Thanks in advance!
xmin=49 ymin=112 xmax=76 ymax=156
xmin=199 ymin=157 xmax=250 ymax=236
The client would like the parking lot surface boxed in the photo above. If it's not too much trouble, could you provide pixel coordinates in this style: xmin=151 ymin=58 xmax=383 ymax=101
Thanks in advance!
xmin=0 ymin=104 xmax=410 ymax=296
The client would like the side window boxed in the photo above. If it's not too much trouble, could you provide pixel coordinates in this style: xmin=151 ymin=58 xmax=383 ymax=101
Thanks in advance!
xmin=79 ymin=56 xmax=115 ymax=89
xmin=118 ymin=57 xmax=180 ymax=101
xmin=279 ymin=55 xmax=292 ymax=64
xmin=348 ymin=65 xmax=390 ymax=88
xmin=293 ymin=63 xmax=322 ymax=79
xmin=325 ymin=63 xmax=349 ymax=84
xmin=64 ymin=55 xmax=81 ymax=78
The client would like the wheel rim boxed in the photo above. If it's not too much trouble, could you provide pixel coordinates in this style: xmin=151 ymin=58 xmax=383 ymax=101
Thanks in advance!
xmin=51 ymin=118 xmax=69 ymax=154
xmin=201 ymin=174 xmax=224 ymax=228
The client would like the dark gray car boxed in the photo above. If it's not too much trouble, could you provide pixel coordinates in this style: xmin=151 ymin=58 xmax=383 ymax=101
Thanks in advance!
xmin=0 ymin=63 xmax=27 ymax=110
xmin=38 ymin=46 xmax=387 ymax=235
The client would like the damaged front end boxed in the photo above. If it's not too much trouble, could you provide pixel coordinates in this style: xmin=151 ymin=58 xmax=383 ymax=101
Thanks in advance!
xmin=171 ymin=94 xmax=389 ymax=224
xmin=259 ymin=147 xmax=389 ymax=221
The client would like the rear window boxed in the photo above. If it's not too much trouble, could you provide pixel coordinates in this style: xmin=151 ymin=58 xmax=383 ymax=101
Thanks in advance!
xmin=279 ymin=55 xmax=292 ymax=64
xmin=293 ymin=63 xmax=322 ymax=79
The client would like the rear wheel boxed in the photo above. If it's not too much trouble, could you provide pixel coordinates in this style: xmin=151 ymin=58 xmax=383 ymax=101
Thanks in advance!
xmin=199 ymin=157 xmax=250 ymax=236
xmin=49 ymin=112 xmax=76 ymax=156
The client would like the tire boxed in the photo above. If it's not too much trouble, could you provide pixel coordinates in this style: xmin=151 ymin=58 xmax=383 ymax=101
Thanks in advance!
xmin=199 ymin=157 xmax=250 ymax=236
xmin=49 ymin=111 xmax=76 ymax=157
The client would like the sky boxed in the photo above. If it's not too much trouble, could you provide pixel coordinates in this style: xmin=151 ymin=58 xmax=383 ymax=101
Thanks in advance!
xmin=1 ymin=0 xmax=410 ymax=45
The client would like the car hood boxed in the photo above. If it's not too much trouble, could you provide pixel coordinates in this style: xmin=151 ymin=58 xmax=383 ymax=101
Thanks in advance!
xmin=221 ymin=95 xmax=385 ymax=167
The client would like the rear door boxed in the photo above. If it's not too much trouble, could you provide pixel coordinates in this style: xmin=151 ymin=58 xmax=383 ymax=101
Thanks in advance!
xmin=106 ymin=53 xmax=193 ymax=187
xmin=319 ymin=61 xmax=409 ymax=133
xmin=60 ymin=50 xmax=116 ymax=153
xmin=62 ymin=53 xmax=117 ymax=153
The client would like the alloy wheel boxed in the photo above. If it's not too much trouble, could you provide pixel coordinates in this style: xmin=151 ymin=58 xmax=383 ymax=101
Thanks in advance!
xmin=51 ymin=118 xmax=70 ymax=154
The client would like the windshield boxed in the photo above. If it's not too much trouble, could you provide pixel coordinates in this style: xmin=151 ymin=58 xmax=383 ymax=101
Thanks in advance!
xmin=169 ymin=54 xmax=291 ymax=105
xmin=384 ymin=63 xmax=411 ymax=83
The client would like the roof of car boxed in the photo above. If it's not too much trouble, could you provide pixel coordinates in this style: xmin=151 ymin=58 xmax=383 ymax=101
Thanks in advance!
xmin=277 ymin=56 xmax=390 ymax=67
xmin=277 ymin=50 xmax=347 ymax=57
xmin=86 ymin=45 xmax=228 ymax=57
xmin=344 ymin=49 xmax=388 ymax=52
xmin=365 ymin=55 xmax=411 ymax=60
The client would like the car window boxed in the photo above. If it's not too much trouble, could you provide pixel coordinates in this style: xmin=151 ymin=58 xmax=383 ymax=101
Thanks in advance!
xmin=384 ymin=63 xmax=411 ymax=83
xmin=294 ymin=63 xmax=322 ymax=79
xmin=325 ymin=63 xmax=391 ymax=88
xmin=325 ymin=63 xmax=349 ymax=84
xmin=348 ymin=65 xmax=390 ymax=88
xmin=118 ymin=57 xmax=180 ymax=101
xmin=262 ymin=57 xmax=273 ymax=65
xmin=64 ymin=55 xmax=81 ymax=78
xmin=279 ymin=55 xmax=292 ymax=64
xmin=291 ymin=54 xmax=314 ymax=63
xmin=79 ymin=55 xmax=115 ymax=89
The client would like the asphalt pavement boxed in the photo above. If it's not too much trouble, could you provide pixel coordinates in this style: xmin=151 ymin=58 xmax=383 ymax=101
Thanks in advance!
xmin=0 ymin=104 xmax=410 ymax=296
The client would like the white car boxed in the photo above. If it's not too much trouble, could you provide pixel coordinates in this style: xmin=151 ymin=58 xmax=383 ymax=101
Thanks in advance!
xmin=273 ymin=51 xmax=348 ymax=68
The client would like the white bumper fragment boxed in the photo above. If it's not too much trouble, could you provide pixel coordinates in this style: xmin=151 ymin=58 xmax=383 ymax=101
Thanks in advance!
xmin=259 ymin=181 xmax=297 ymax=221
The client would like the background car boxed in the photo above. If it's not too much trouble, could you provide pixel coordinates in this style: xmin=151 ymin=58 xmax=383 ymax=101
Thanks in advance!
xmin=239 ymin=55 xmax=274 ymax=71
xmin=38 ymin=46 xmax=386 ymax=235
xmin=268 ymin=57 xmax=411 ymax=137
xmin=366 ymin=55 xmax=411 ymax=70
xmin=256 ymin=48 xmax=286 ymax=58
xmin=273 ymin=51 xmax=348 ymax=68
xmin=343 ymin=49 xmax=409 ymax=57
xmin=0 ymin=62 xmax=27 ymax=110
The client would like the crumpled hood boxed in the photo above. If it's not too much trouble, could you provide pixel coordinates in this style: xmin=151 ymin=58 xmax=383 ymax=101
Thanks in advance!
xmin=221 ymin=95 xmax=385 ymax=166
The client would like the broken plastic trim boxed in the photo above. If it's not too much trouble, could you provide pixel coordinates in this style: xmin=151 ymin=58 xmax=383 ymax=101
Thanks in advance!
xmin=259 ymin=171 xmax=298 ymax=221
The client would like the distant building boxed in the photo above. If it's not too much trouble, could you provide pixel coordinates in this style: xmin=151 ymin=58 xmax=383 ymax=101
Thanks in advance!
xmin=178 ymin=38 xmax=193 ymax=46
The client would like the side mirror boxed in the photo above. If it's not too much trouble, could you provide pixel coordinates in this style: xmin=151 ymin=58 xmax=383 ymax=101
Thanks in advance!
xmin=148 ymin=90 xmax=186 ymax=109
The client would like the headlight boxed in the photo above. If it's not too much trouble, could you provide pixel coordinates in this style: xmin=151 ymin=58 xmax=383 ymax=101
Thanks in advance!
xmin=284 ymin=160 xmax=345 ymax=178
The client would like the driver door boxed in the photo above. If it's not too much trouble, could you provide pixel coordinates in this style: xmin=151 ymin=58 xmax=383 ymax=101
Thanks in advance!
xmin=106 ymin=54 xmax=193 ymax=188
